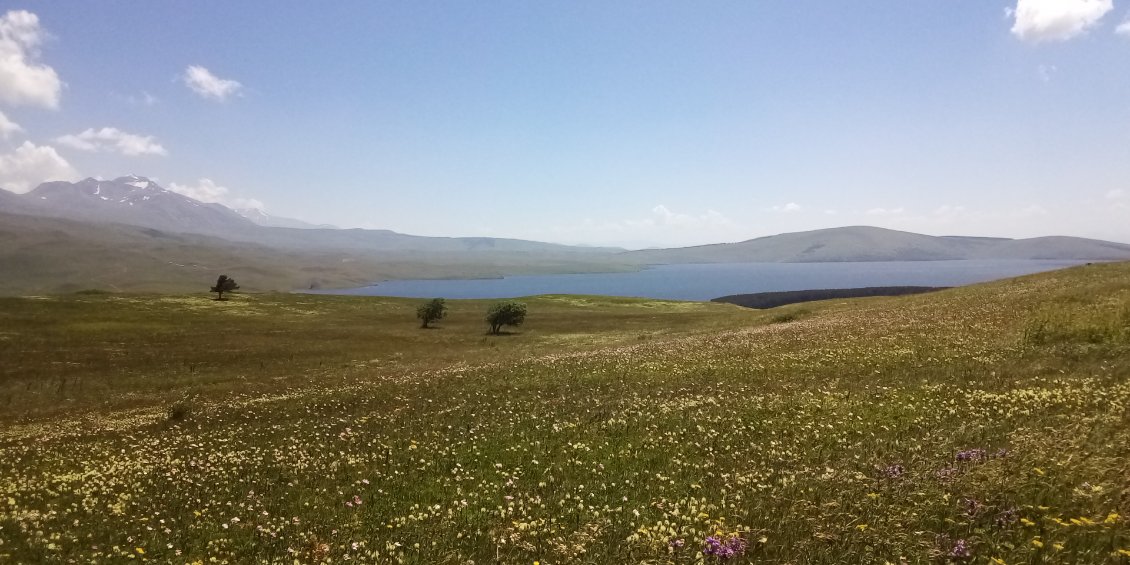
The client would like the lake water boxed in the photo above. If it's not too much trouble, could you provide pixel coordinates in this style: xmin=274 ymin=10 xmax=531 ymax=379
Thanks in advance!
xmin=312 ymin=260 xmax=1087 ymax=301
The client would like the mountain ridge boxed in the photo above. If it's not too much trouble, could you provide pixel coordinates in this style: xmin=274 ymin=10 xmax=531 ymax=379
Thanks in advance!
xmin=4 ymin=178 xmax=1130 ymax=296
xmin=0 ymin=177 xmax=624 ymax=254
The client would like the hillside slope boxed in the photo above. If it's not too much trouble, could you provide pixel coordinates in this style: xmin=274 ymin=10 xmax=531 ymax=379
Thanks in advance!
xmin=0 ymin=177 xmax=623 ymax=255
xmin=0 ymin=262 xmax=1127 ymax=563
xmin=624 ymin=225 xmax=1130 ymax=263
xmin=0 ymin=212 xmax=636 ymax=295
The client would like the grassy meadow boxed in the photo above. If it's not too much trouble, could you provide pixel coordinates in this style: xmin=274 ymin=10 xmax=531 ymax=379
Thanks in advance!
xmin=1 ymin=262 xmax=1129 ymax=563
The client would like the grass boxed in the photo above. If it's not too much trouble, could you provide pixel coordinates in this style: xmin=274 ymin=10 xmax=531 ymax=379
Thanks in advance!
xmin=0 ymin=262 xmax=1128 ymax=563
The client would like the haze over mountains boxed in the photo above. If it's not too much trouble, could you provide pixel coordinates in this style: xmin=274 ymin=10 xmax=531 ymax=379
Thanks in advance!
xmin=2 ymin=176 xmax=1130 ymax=295
xmin=624 ymin=226 xmax=1130 ymax=263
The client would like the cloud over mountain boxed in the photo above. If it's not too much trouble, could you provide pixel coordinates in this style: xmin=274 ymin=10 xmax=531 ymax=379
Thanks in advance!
xmin=56 ymin=127 xmax=168 ymax=156
xmin=168 ymin=177 xmax=263 ymax=210
xmin=0 ymin=141 xmax=78 ymax=193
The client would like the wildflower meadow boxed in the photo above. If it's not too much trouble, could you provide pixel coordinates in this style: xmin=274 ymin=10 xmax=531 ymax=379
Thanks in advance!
xmin=1 ymin=263 xmax=1128 ymax=563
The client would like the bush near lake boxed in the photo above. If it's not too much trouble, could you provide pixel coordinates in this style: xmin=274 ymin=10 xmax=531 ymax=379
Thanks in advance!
xmin=0 ymin=263 xmax=1128 ymax=563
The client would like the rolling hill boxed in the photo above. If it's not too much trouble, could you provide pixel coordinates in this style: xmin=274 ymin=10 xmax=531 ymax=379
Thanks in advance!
xmin=0 ymin=211 xmax=637 ymax=295
xmin=0 ymin=177 xmax=624 ymax=256
xmin=5 ymin=178 xmax=1130 ymax=295
xmin=623 ymin=225 xmax=1130 ymax=263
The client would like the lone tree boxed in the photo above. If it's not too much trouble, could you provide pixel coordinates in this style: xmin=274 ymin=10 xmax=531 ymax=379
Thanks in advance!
xmin=416 ymin=298 xmax=447 ymax=328
xmin=210 ymin=275 xmax=239 ymax=300
xmin=486 ymin=301 xmax=526 ymax=335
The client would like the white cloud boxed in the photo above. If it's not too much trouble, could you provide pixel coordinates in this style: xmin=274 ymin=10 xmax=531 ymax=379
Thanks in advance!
xmin=1104 ymin=188 xmax=1125 ymax=199
xmin=0 ymin=141 xmax=78 ymax=193
xmin=1010 ymin=0 xmax=1112 ymax=42
xmin=0 ymin=109 xmax=23 ymax=138
xmin=769 ymin=202 xmax=802 ymax=213
xmin=182 ymin=65 xmax=243 ymax=101
xmin=0 ymin=10 xmax=62 ymax=109
xmin=1118 ymin=19 xmax=1130 ymax=35
xmin=168 ymin=178 xmax=263 ymax=209
xmin=866 ymin=207 xmax=905 ymax=216
xmin=55 ymin=127 xmax=168 ymax=156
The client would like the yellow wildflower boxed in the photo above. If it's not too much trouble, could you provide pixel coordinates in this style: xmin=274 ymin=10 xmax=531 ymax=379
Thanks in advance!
xmin=1105 ymin=513 xmax=1119 ymax=524
xmin=135 ymin=547 xmax=145 ymax=554
xmin=1031 ymin=538 xmax=1044 ymax=548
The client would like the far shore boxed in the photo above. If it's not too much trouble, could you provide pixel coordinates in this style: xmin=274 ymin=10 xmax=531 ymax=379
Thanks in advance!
xmin=712 ymin=286 xmax=948 ymax=309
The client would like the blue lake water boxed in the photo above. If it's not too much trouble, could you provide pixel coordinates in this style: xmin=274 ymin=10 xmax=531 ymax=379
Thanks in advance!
xmin=312 ymin=260 xmax=1087 ymax=301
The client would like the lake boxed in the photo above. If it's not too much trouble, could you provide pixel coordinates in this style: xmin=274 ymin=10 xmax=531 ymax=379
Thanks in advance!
xmin=310 ymin=259 xmax=1087 ymax=301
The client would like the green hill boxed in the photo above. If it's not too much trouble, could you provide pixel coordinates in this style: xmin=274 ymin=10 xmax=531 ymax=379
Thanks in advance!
xmin=0 ymin=262 xmax=1128 ymax=563
xmin=0 ymin=211 xmax=636 ymax=295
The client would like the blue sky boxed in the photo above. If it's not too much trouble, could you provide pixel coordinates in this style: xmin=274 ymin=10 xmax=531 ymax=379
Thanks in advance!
xmin=1 ymin=1 xmax=1129 ymax=248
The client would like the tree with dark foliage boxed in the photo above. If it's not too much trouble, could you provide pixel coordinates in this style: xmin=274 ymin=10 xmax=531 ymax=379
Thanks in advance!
xmin=486 ymin=301 xmax=526 ymax=335
xmin=416 ymin=298 xmax=447 ymax=328
xmin=210 ymin=275 xmax=239 ymax=300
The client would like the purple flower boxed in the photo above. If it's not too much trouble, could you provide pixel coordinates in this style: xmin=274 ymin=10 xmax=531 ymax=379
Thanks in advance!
xmin=703 ymin=536 xmax=721 ymax=554
xmin=702 ymin=534 xmax=747 ymax=560
xmin=956 ymin=448 xmax=987 ymax=462
xmin=948 ymin=538 xmax=972 ymax=558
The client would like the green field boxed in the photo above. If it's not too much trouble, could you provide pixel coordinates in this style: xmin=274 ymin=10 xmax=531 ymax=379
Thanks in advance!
xmin=1 ymin=263 xmax=1129 ymax=563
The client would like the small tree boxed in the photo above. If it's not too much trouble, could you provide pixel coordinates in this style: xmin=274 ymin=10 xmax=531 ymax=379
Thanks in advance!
xmin=416 ymin=298 xmax=447 ymax=328
xmin=486 ymin=301 xmax=526 ymax=335
xmin=210 ymin=275 xmax=239 ymax=300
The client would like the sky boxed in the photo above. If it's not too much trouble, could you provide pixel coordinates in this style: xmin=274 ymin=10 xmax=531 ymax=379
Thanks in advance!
xmin=1 ymin=1 xmax=1129 ymax=249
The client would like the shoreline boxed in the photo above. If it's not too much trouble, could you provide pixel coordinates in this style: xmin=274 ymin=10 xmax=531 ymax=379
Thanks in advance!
xmin=712 ymin=286 xmax=949 ymax=309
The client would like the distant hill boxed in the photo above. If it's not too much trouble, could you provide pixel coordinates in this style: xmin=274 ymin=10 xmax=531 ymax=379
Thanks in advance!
xmin=0 ymin=176 xmax=637 ymax=295
xmin=235 ymin=207 xmax=338 ymax=230
xmin=0 ymin=211 xmax=638 ymax=295
xmin=0 ymin=177 xmax=624 ymax=256
xmin=623 ymin=226 xmax=1130 ymax=263
xmin=0 ymin=210 xmax=380 ymax=294
xmin=4 ymin=177 xmax=1130 ymax=295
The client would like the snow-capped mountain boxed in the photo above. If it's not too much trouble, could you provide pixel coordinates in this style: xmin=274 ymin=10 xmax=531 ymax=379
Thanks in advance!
xmin=2 ymin=176 xmax=258 ymax=237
